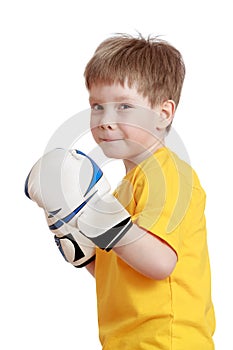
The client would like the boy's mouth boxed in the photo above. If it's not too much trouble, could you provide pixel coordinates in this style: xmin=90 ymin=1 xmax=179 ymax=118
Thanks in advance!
xmin=100 ymin=138 xmax=121 ymax=142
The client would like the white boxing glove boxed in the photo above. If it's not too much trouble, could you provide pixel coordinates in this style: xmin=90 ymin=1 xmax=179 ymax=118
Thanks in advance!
xmin=67 ymin=150 xmax=134 ymax=251
xmin=25 ymin=148 xmax=96 ymax=268
xmin=25 ymin=148 xmax=135 ymax=256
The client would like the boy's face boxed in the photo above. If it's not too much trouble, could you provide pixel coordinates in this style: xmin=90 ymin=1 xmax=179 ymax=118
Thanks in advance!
xmin=89 ymin=83 xmax=168 ymax=167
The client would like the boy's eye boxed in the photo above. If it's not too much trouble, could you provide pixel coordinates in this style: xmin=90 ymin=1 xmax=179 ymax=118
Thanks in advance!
xmin=118 ymin=103 xmax=133 ymax=110
xmin=91 ymin=104 xmax=104 ymax=111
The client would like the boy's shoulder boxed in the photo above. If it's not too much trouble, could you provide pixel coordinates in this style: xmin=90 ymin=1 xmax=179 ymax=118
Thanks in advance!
xmin=165 ymin=147 xmax=203 ymax=191
xmin=132 ymin=146 xmax=203 ymax=192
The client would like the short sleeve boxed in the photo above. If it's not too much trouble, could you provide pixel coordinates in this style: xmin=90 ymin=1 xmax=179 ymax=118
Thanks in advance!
xmin=131 ymin=163 xmax=193 ymax=257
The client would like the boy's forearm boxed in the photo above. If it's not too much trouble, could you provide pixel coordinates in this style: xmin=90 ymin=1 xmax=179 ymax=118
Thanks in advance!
xmin=113 ymin=224 xmax=177 ymax=280
xmin=84 ymin=225 xmax=177 ymax=280
xmin=85 ymin=260 xmax=96 ymax=277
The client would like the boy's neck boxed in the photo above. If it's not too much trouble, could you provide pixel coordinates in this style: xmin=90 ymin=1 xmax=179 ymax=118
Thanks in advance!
xmin=123 ymin=140 xmax=165 ymax=173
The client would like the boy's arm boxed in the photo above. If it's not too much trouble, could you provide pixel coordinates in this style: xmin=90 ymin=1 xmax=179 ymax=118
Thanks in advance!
xmin=85 ymin=260 xmax=96 ymax=277
xmin=85 ymin=225 xmax=177 ymax=280
xmin=113 ymin=224 xmax=177 ymax=280
xmin=84 ymin=225 xmax=177 ymax=280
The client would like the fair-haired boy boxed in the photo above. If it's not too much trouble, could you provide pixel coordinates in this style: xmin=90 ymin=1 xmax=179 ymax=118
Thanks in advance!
xmin=84 ymin=34 xmax=215 ymax=349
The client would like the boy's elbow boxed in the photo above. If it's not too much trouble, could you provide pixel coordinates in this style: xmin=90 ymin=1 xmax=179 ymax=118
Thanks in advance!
xmin=154 ymin=261 xmax=176 ymax=280
xmin=149 ymin=253 xmax=177 ymax=280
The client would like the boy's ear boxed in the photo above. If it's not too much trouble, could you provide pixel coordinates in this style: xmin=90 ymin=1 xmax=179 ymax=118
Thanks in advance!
xmin=157 ymin=100 xmax=176 ymax=129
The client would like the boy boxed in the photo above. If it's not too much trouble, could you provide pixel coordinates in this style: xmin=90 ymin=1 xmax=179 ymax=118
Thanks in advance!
xmin=83 ymin=34 xmax=215 ymax=349
xmin=25 ymin=33 xmax=215 ymax=349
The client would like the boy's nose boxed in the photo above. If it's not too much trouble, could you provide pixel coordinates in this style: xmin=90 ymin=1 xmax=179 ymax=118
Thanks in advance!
xmin=99 ymin=122 xmax=117 ymax=130
xmin=96 ymin=105 xmax=118 ymax=130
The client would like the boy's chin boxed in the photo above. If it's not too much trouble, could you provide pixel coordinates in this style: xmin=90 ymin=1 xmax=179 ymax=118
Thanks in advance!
xmin=98 ymin=141 xmax=121 ymax=159
xmin=99 ymin=144 xmax=150 ymax=163
xmin=100 ymin=148 xmax=123 ymax=159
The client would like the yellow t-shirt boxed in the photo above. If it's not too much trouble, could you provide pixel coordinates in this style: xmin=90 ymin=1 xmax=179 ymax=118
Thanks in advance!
xmin=95 ymin=147 xmax=215 ymax=350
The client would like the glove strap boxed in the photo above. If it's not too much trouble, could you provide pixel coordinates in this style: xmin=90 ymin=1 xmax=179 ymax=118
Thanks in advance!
xmin=81 ymin=217 xmax=133 ymax=251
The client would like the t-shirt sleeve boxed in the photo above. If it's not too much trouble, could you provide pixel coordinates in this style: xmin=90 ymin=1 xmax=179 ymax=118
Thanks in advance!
xmin=131 ymin=167 xmax=191 ymax=257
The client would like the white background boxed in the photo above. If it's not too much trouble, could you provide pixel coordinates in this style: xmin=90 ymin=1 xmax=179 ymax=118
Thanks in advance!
xmin=1 ymin=0 xmax=232 ymax=349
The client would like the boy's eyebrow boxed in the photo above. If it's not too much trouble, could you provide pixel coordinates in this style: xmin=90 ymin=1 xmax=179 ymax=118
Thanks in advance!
xmin=89 ymin=95 xmax=138 ymax=104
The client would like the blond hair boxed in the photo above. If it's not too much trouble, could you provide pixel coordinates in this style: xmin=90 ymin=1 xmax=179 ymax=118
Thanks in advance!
xmin=84 ymin=33 xmax=186 ymax=110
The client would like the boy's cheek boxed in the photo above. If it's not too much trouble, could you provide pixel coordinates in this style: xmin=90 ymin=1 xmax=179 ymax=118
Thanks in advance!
xmin=90 ymin=127 xmax=100 ymax=143
xmin=122 ymin=125 xmax=155 ymax=141
xmin=90 ymin=117 xmax=98 ymax=129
